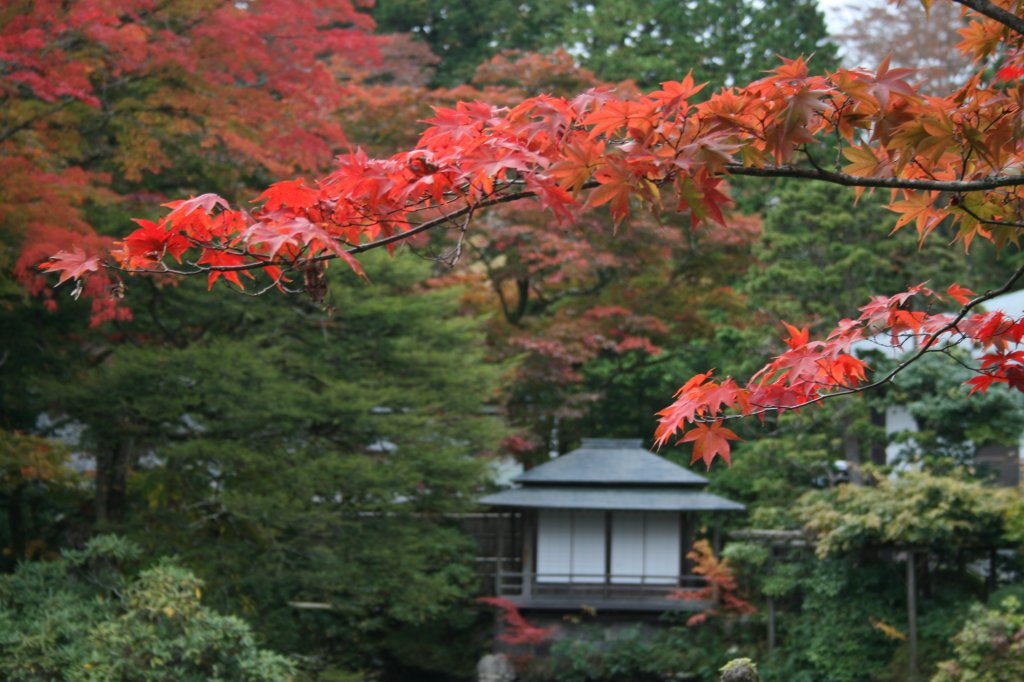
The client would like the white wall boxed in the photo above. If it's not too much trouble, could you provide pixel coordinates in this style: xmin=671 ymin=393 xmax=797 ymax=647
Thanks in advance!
xmin=885 ymin=404 xmax=919 ymax=464
xmin=536 ymin=509 xmax=606 ymax=583
xmin=537 ymin=510 xmax=681 ymax=584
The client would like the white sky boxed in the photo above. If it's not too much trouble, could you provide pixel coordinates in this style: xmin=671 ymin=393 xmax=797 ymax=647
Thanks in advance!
xmin=819 ymin=0 xmax=857 ymax=35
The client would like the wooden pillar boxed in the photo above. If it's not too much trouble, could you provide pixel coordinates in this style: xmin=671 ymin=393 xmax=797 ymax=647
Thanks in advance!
xmin=713 ymin=519 xmax=722 ymax=555
xmin=604 ymin=511 xmax=612 ymax=588
xmin=907 ymin=551 xmax=918 ymax=681
xmin=521 ymin=510 xmax=534 ymax=599
xmin=766 ymin=595 xmax=776 ymax=654
xmin=495 ymin=512 xmax=505 ymax=595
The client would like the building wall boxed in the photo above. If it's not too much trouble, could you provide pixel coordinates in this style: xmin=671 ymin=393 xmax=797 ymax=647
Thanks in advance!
xmin=535 ymin=510 xmax=681 ymax=585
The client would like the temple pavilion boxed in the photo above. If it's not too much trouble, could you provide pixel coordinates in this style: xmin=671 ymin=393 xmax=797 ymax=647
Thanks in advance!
xmin=477 ymin=438 xmax=745 ymax=611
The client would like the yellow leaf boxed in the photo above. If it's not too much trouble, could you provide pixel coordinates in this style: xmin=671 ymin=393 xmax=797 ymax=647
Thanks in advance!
xmin=163 ymin=606 xmax=175 ymax=618
xmin=871 ymin=618 xmax=908 ymax=641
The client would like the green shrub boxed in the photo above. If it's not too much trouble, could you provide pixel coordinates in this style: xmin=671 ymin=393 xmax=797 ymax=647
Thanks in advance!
xmin=0 ymin=535 xmax=294 ymax=681
xmin=932 ymin=596 xmax=1024 ymax=682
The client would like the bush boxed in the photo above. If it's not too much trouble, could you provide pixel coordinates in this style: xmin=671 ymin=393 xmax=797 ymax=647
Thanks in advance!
xmin=932 ymin=596 xmax=1024 ymax=682
xmin=0 ymin=535 xmax=295 ymax=681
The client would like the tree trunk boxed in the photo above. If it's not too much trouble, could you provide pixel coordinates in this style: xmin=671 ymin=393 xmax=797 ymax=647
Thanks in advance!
xmin=95 ymin=443 xmax=130 ymax=525
xmin=7 ymin=484 xmax=25 ymax=559
xmin=843 ymin=431 xmax=864 ymax=485
xmin=907 ymin=552 xmax=918 ymax=681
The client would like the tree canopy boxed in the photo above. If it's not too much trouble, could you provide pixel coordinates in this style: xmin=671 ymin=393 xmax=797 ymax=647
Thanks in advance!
xmin=36 ymin=0 xmax=1024 ymax=468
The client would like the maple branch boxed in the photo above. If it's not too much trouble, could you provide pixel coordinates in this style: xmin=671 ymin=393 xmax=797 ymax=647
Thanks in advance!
xmin=725 ymin=261 xmax=1024 ymax=421
xmin=168 ymin=183 xmax=588 ymax=276
xmin=938 ymin=345 xmax=990 ymax=375
xmin=329 ymin=187 xmax=543 ymax=262
xmin=721 ymin=164 xmax=1024 ymax=192
xmin=106 ymin=159 xmax=1024 ymax=282
xmin=954 ymin=202 xmax=1024 ymax=230
xmin=953 ymin=0 xmax=1024 ymax=36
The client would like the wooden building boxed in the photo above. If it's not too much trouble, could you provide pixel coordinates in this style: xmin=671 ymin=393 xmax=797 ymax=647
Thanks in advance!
xmin=477 ymin=438 xmax=745 ymax=612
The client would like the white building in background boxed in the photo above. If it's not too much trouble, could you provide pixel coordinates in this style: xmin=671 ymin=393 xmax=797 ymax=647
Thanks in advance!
xmin=476 ymin=438 xmax=745 ymax=612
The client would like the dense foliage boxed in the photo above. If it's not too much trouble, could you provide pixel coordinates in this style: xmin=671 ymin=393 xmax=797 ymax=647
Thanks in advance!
xmin=934 ymin=596 xmax=1024 ymax=682
xmin=4 ymin=0 xmax=1024 ymax=681
xmin=0 ymin=535 xmax=295 ymax=681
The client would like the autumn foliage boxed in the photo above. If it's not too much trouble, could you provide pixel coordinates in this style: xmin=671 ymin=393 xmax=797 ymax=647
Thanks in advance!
xmin=477 ymin=596 xmax=555 ymax=646
xmin=31 ymin=0 xmax=1024 ymax=466
xmin=4 ymin=0 xmax=378 ymax=321
xmin=671 ymin=539 xmax=756 ymax=627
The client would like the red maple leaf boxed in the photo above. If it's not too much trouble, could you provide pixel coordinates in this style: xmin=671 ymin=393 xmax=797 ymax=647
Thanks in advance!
xmin=196 ymin=250 xmax=251 ymax=290
xmin=946 ymin=283 xmax=976 ymax=305
xmin=163 ymin=193 xmax=230 ymax=221
xmin=254 ymin=179 xmax=320 ymax=212
xmin=679 ymin=420 xmax=740 ymax=469
xmin=587 ymin=155 xmax=635 ymax=224
xmin=650 ymin=72 xmax=706 ymax=111
xmin=123 ymin=219 xmax=189 ymax=263
xmin=40 ymin=247 xmax=101 ymax=286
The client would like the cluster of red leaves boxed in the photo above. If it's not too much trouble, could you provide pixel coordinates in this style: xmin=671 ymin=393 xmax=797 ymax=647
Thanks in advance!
xmin=655 ymin=282 xmax=1024 ymax=467
xmin=477 ymin=596 xmax=555 ymax=646
xmin=5 ymin=0 xmax=378 ymax=319
xmin=47 ymin=7 xmax=1024 ymax=289
xmin=2 ymin=0 xmax=374 ymax=115
xmin=670 ymin=539 xmax=756 ymax=627
xmin=41 ymin=65 xmax=794 ymax=287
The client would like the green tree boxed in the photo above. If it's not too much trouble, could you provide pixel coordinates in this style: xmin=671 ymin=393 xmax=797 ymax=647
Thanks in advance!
xmin=742 ymin=182 xmax=972 ymax=331
xmin=559 ymin=0 xmax=836 ymax=88
xmin=934 ymin=597 xmax=1024 ymax=682
xmin=796 ymin=471 xmax=1020 ymax=558
xmin=0 ymin=535 xmax=294 ymax=681
xmin=0 ymin=430 xmax=85 ymax=568
xmin=374 ymin=0 xmax=836 ymax=89
xmin=57 ymin=252 xmax=504 ymax=676
xmin=373 ymin=0 xmax=575 ymax=86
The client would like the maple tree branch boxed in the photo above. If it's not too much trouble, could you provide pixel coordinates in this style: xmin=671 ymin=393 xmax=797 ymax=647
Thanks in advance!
xmin=953 ymin=0 xmax=1024 ymax=36
xmin=938 ymin=346 xmax=990 ymax=375
xmin=954 ymin=202 xmax=1024 ymax=230
xmin=329 ymin=187 xmax=546 ymax=262
xmin=721 ymin=164 xmax=1024 ymax=192
xmin=108 ymin=159 xmax=1024 ymax=280
xmin=721 ymin=260 xmax=1024 ymax=421
xmin=176 ymin=183 xmax=592 ymax=275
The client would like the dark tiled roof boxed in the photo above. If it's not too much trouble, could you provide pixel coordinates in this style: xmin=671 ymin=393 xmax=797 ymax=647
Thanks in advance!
xmin=480 ymin=486 xmax=745 ymax=512
xmin=514 ymin=438 xmax=709 ymax=487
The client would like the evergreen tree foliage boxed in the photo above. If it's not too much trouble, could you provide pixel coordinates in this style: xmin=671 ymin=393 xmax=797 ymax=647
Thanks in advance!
xmin=49 ymin=252 xmax=504 ymax=675
xmin=0 ymin=535 xmax=295 ymax=681
xmin=374 ymin=0 xmax=836 ymax=88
